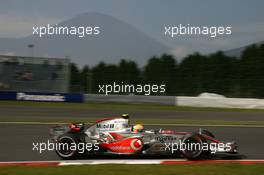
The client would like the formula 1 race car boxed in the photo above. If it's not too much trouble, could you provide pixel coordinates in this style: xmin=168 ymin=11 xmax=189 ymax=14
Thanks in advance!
xmin=50 ymin=114 xmax=238 ymax=160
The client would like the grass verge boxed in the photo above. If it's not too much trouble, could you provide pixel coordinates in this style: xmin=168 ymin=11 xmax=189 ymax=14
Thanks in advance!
xmin=0 ymin=164 xmax=264 ymax=175
xmin=2 ymin=100 xmax=264 ymax=113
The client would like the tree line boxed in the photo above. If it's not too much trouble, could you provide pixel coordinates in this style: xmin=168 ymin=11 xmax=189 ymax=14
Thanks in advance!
xmin=70 ymin=43 xmax=264 ymax=98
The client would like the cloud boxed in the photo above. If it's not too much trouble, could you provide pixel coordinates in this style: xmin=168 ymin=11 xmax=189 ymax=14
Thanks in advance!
xmin=0 ymin=51 xmax=16 ymax=56
xmin=0 ymin=14 xmax=60 ymax=38
xmin=232 ymin=23 xmax=264 ymax=34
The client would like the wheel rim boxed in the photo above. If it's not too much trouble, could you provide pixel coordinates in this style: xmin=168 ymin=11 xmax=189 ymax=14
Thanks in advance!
xmin=56 ymin=136 xmax=76 ymax=157
xmin=182 ymin=136 xmax=203 ymax=158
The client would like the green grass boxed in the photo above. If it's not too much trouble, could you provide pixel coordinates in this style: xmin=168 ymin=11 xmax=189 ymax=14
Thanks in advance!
xmin=2 ymin=100 xmax=264 ymax=113
xmin=0 ymin=164 xmax=264 ymax=175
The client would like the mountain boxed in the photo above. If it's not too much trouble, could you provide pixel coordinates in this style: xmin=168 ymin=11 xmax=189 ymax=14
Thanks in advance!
xmin=223 ymin=41 xmax=264 ymax=58
xmin=0 ymin=12 xmax=170 ymax=66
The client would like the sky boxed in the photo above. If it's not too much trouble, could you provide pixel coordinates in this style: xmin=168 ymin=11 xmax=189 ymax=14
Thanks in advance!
xmin=0 ymin=0 xmax=263 ymax=58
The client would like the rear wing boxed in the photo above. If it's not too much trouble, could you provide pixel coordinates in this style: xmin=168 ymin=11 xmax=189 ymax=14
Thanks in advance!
xmin=49 ymin=125 xmax=69 ymax=141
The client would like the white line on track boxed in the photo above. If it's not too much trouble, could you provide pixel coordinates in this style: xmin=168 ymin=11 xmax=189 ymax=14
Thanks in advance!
xmin=1 ymin=159 xmax=264 ymax=166
xmin=0 ymin=121 xmax=264 ymax=128
xmin=59 ymin=159 xmax=164 ymax=165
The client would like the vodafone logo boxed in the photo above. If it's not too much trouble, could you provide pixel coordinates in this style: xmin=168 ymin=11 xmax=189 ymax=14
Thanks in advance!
xmin=130 ymin=139 xmax=143 ymax=151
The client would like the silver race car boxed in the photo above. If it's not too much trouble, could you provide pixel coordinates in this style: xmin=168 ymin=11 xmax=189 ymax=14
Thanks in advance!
xmin=50 ymin=114 xmax=238 ymax=160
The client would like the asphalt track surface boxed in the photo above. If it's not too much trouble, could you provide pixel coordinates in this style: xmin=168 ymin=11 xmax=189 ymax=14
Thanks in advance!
xmin=1 ymin=105 xmax=264 ymax=121
xmin=0 ymin=105 xmax=264 ymax=161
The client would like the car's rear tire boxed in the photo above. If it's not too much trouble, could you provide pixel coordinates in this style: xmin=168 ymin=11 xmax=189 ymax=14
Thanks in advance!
xmin=55 ymin=133 xmax=80 ymax=159
xmin=198 ymin=130 xmax=215 ymax=159
xmin=181 ymin=133 xmax=204 ymax=160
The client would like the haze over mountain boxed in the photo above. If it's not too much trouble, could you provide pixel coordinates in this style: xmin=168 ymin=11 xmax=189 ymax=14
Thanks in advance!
xmin=223 ymin=41 xmax=264 ymax=58
xmin=0 ymin=12 xmax=170 ymax=66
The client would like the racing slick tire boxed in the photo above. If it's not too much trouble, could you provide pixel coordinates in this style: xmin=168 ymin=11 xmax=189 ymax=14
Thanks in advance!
xmin=55 ymin=133 xmax=82 ymax=159
xmin=199 ymin=130 xmax=215 ymax=159
xmin=180 ymin=133 xmax=206 ymax=160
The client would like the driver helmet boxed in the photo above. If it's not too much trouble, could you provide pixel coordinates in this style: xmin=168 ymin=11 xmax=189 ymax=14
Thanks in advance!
xmin=133 ymin=124 xmax=144 ymax=133
xmin=121 ymin=114 xmax=129 ymax=119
